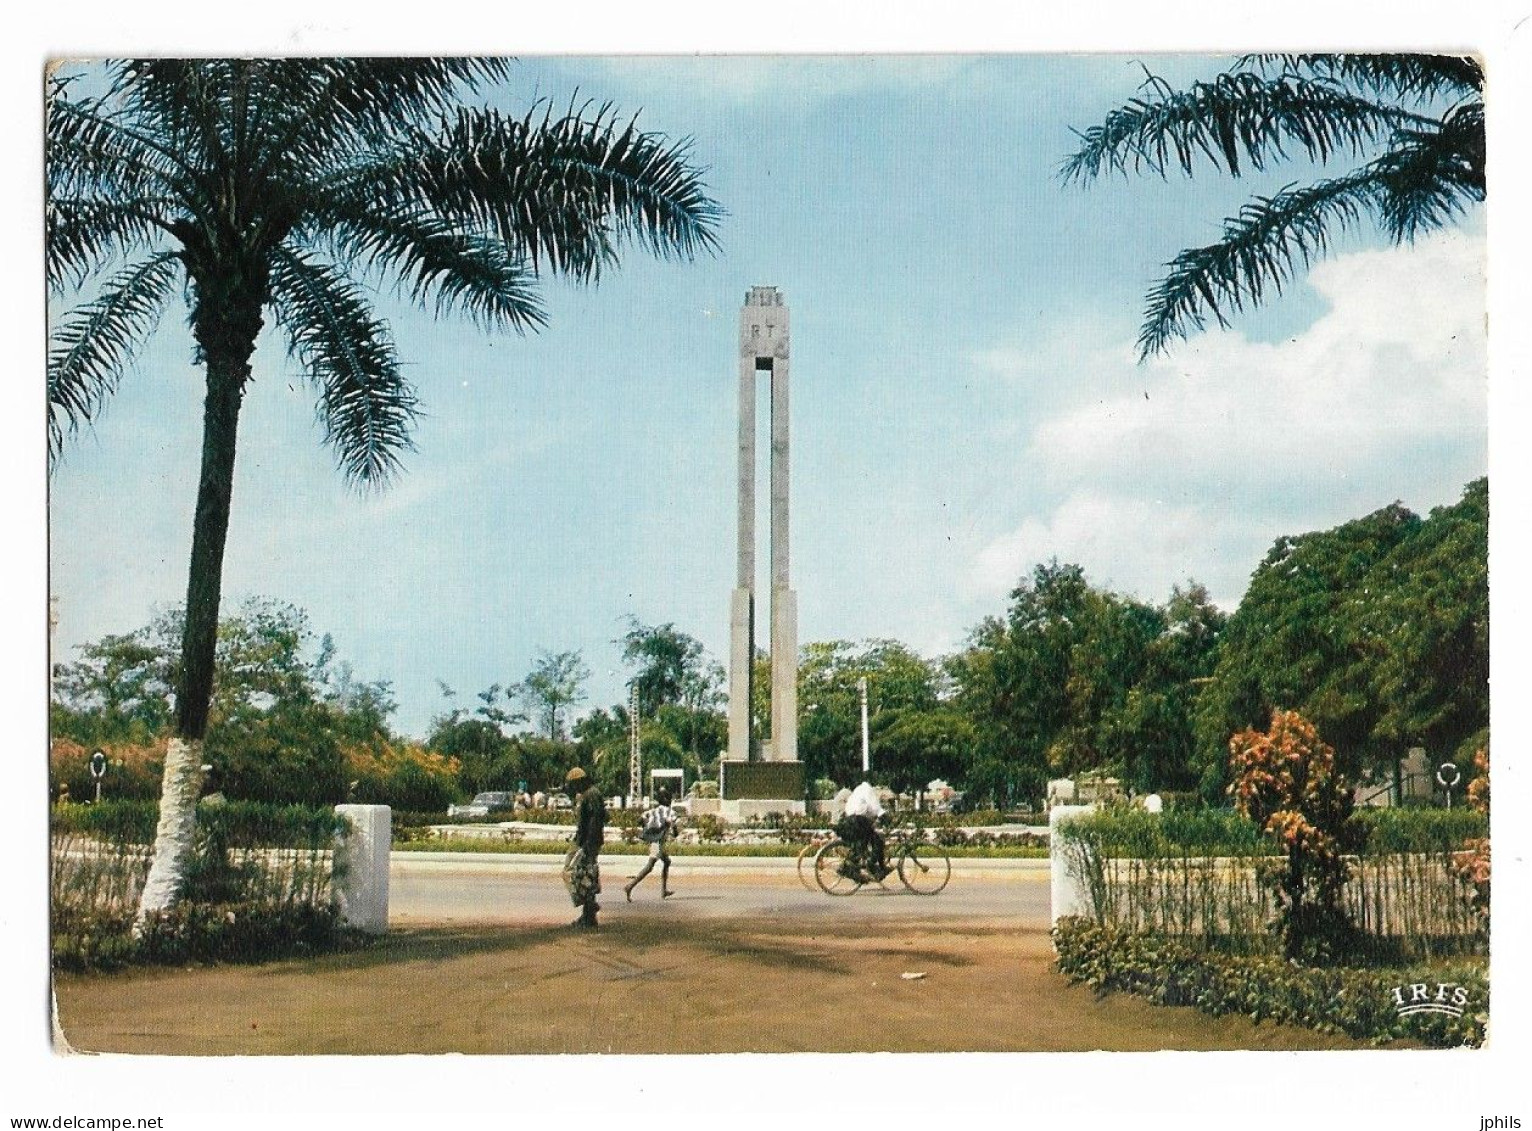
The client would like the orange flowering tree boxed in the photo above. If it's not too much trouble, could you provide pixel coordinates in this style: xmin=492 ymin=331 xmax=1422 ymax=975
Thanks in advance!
xmin=1457 ymin=746 xmax=1490 ymax=927
xmin=1229 ymin=709 xmax=1357 ymax=962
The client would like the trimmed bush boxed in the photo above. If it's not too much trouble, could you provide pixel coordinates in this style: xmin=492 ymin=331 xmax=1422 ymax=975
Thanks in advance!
xmin=1054 ymin=917 xmax=1487 ymax=1048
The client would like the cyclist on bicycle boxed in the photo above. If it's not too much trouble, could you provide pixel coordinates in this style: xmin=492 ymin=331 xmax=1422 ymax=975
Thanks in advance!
xmin=840 ymin=780 xmax=890 ymax=880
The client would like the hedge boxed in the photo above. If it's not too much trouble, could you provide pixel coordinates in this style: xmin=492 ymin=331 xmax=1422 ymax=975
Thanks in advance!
xmin=51 ymin=799 xmax=355 ymax=972
xmin=1054 ymin=917 xmax=1488 ymax=1049
xmin=1054 ymin=806 xmax=1487 ymax=962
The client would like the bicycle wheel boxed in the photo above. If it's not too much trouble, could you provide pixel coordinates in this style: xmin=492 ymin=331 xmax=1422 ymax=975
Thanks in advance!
xmin=897 ymin=842 xmax=951 ymax=895
xmin=813 ymin=839 xmax=863 ymax=896
xmin=796 ymin=839 xmax=824 ymax=891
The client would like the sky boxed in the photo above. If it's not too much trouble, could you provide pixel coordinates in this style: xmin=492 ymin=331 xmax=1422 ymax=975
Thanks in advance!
xmin=44 ymin=54 xmax=1490 ymax=738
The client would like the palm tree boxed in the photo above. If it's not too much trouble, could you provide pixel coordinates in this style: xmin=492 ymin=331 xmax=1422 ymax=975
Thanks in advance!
xmin=516 ymin=649 xmax=591 ymax=742
xmin=46 ymin=59 xmax=723 ymax=922
xmin=1062 ymin=54 xmax=1484 ymax=359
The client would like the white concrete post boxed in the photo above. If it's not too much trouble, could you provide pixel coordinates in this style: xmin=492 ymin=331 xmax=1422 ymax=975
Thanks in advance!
xmin=334 ymin=804 xmax=391 ymax=934
xmin=1049 ymin=804 xmax=1096 ymax=929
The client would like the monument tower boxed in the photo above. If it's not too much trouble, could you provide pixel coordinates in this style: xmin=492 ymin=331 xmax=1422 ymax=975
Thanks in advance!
xmin=721 ymin=286 xmax=804 ymax=813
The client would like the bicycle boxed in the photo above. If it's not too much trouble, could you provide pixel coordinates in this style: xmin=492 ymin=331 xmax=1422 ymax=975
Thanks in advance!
xmin=795 ymin=832 xmax=834 ymax=891
xmin=812 ymin=825 xmax=951 ymax=896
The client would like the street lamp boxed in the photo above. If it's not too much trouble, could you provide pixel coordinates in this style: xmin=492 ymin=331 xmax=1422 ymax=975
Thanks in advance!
xmin=858 ymin=677 xmax=870 ymax=775
xmin=1437 ymin=762 xmax=1461 ymax=810
xmin=89 ymin=750 xmax=106 ymax=803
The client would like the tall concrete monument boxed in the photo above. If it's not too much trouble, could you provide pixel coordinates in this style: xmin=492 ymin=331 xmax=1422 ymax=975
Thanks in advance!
xmin=721 ymin=286 xmax=804 ymax=813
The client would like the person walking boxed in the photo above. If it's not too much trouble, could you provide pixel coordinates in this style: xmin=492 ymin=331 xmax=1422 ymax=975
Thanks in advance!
xmin=625 ymin=787 xmax=678 ymax=900
xmin=561 ymin=767 xmax=605 ymax=928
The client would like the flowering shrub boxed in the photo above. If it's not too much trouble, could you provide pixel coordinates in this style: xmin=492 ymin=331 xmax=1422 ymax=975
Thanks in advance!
xmin=1456 ymin=746 xmax=1490 ymax=927
xmin=1466 ymin=745 xmax=1490 ymax=812
xmin=345 ymin=740 xmax=460 ymax=813
xmin=691 ymin=813 xmax=727 ymax=842
xmin=1054 ymin=918 xmax=1487 ymax=1049
xmin=1229 ymin=710 xmax=1356 ymax=963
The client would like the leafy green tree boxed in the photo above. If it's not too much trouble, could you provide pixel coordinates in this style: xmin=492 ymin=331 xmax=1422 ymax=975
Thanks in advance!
xmin=573 ymin=705 xmax=629 ymax=792
xmin=1359 ymin=478 xmax=1488 ymax=763
xmin=47 ymin=59 xmax=722 ymax=919
xmin=1193 ymin=502 xmax=1422 ymax=794
xmin=796 ymin=639 xmax=941 ymax=787
xmin=1064 ymin=54 xmax=1484 ymax=357
xmin=215 ymin=697 xmax=347 ymax=805
xmin=52 ymin=599 xmax=402 ymax=807
xmin=872 ymin=709 xmax=975 ymax=804
xmin=516 ymin=649 xmax=591 ymax=741
xmin=424 ymin=680 xmax=531 ymax=796
xmin=1098 ymin=583 xmax=1226 ymax=793
xmin=515 ymin=735 xmax=579 ymax=795
xmin=51 ymin=629 xmax=174 ymax=745
xmin=953 ymin=563 xmax=1131 ymax=790
xmin=1194 ymin=481 xmax=1488 ymax=799
xmin=616 ymin=617 xmax=726 ymax=769
xmin=951 ymin=564 xmax=1220 ymax=805
xmin=619 ymin=618 xmax=711 ymax=715
xmin=575 ymin=702 xmax=707 ymax=802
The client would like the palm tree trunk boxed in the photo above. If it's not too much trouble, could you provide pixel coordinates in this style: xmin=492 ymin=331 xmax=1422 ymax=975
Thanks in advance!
xmin=137 ymin=302 xmax=256 ymax=924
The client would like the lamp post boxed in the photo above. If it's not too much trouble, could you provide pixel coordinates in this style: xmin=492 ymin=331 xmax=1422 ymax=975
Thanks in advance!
xmin=89 ymin=750 xmax=106 ymax=803
xmin=1437 ymin=762 xmax=1461 ymax=810
xmin=858 ymin=677 xmax=870 ymax=775
xmin=628 ymin=683 xmax=641 ymax=807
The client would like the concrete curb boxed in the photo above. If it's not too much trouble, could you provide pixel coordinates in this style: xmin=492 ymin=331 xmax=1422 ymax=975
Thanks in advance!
xmin=391 ymin=851 xmax=1050 ymax=877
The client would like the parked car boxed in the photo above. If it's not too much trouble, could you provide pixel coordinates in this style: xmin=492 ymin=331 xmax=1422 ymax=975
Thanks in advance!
xmin=447 ymin=791 xmax=515 ymax=819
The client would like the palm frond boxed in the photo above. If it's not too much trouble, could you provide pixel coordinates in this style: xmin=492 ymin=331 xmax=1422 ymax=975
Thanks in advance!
xmin=110 ymin=60 xmax=229 ymax=174
xmin=312 ymin=207 xmax=547 ymax=331
xmin=1241 ymin=53 xmax=1483 ymax=100
xmin=47 ymin=196 xmax=172 ymax=292
xmin=243 ymin=58 xmax=516 ymax=182
xmin=348 ymin=101 xmax=723 ymax=281
xmin=1138 ymin=175 xmax=1375 ymax=358
xmin=1371 ymin=103 xmax=1485 ymax=240
xmin=46 ymin=91 xmax=192 ymax=206
xmin=47 ymin=252 xmax=182 ymax=458
xmin=1062 ymin=70 xmax=1431 ymax=183
xmin=268 ymin=248 xmax=418 ymax=486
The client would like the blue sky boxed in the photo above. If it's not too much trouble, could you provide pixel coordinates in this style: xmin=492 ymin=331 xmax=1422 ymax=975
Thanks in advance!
xmin=46 ymin=55 xmax=1488 ymax=738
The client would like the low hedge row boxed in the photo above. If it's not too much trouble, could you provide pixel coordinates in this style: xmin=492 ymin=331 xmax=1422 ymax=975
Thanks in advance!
xmin=54 ymin=902 xmax=361 ymax=973
xmin=1056 ymin=805 xmax=1488 ymax=858
xmin=53 ymin=799 xmax=350 ymax=848
xmin=1053 ymin=917 xmax=1488 ymax=1048
xmin=52 ymin=799 xmax=359 ymax=973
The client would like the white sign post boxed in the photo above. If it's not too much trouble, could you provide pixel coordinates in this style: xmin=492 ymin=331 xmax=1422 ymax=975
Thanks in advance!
xmin=1049 ymin=804 xmax=1096 ymax=930
xmin=333 ymin=804 xmax=391 ymax=934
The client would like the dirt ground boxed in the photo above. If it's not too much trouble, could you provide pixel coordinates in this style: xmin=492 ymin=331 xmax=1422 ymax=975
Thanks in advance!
xmin=54 ymin=916 xmax=1374 ymax=1055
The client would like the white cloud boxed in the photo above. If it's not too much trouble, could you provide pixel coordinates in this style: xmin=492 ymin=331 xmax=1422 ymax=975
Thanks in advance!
xmin=1032 ymin=229 xmax=1487 ymax=493
xmin=967 ymin=228 xmax=1488 ymax=610
xmin=965 ymin=491 xmax=1261 ymax=609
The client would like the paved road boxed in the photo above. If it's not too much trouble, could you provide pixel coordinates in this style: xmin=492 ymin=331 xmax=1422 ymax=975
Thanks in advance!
xmin=389 ymin=853 xmax=1051 ymax=927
